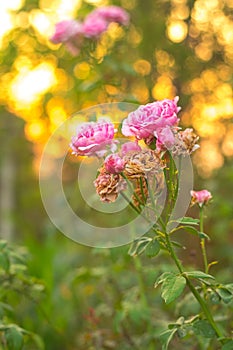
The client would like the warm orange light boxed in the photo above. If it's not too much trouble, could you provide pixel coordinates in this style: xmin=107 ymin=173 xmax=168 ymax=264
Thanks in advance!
xmin=25 ymin=120 xmax=47 ymax=141
xmin=167 ymin=20 xmax=188 ymax=43
xmin=74 ymin=62 xmax=91 ymax=80
xmin=152 ymin=76 xmax=176 ymax=100
xmin=10 ymin=62 xmax=56 ymax=106
xmin=133 ymin=59 xmax=151 ymax=76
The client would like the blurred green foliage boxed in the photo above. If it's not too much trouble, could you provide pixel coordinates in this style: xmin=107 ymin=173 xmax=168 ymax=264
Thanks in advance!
xmin=0 ymin=0 xmax=233 ymax=349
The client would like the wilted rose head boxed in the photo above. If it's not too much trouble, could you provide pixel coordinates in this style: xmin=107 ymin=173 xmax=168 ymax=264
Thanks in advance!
xmin=190 ymin=190 xmax=212 ymax=207
xmin=94 ymin=172 xmax=126 ymax=203
xmin=123 ymin=149 xmax=165 ymax=179
xmin=50 ymin=20 xmax=83 ymax=44
xmin=70 ymin=120 xmax=116 ymax=157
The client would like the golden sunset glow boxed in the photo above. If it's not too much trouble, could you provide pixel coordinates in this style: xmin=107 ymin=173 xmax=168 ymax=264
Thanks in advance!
xmin=0 ymin=0 xmax=231 ymax=177
xmin=10 ymin=63 xmax=56 ymax=106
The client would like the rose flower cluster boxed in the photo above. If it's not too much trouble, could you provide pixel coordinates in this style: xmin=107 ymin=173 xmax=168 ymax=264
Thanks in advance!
xmin=70 ymin=97 xmax=200 ymax=205
xmin=50 ymin=6 xmax=129 ymax=55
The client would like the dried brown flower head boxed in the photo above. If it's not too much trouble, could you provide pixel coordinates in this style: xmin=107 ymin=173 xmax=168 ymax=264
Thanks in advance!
xmin=94 ymin=171 xmax=126 ymax=203
xmin=123 ymin=149 xmax=165 ymax=180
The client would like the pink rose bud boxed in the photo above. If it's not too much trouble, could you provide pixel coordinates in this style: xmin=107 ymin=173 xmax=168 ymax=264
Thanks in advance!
xmin=104 ymin=153 xmax=125 ymax=174
xmin=83 ymin=14 xmax=108 ymax=38
xmin=120 ymin=141 xmax=142 ymax=156
xmin=50 ymin=20 xmax=83 ymax=44
xmin=190 ymin=190 xmax=212 ymax=207
xmin=92 ymin=6 xmax=130 ymax=26
xmin=70 ymin=120 xmax=116 ymax=157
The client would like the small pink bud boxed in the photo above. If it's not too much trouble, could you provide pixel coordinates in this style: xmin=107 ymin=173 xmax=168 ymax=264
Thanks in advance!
xmin=104 ymin=153 xmax=125 ymax=174
xmin=190 ymin=190 xmax=212 ymax=207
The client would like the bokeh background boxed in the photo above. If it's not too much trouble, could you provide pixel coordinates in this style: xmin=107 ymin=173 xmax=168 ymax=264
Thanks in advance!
xmin=0 ymin=0 xmax=233 ymax=349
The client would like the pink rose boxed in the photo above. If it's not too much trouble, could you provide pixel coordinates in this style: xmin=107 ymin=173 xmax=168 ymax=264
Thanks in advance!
xmin=50 ymin=20 xmax=83 ymax=44
xmin=92 ymin=6 xmax=130 ymax=26
xmin=104 ymin=153 xmax=125 ymax=174
xmin=190 ymin=190 xmax=212 ymax=207
xmin=156 ymin=126 xmax=176 ymax=151
xmin=122 ymin=106 xmax=159 ymax=139
xmin=120 ymin=141 xmax=142 ymax=156
xmin=121 ymin=97 xmax=180 ymax=140
xmin=83 ymin=14 xmax=108 ymax=38
xmin=70 ymin=120 xmax=116 ymax=157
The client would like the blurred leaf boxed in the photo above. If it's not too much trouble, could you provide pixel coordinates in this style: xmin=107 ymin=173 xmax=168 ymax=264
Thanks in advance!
xmin=0 ymin=240 xmax=8 ymax=249
xmin=192 ymin=320 xmax=215 ymax=338
xmin=222 ymin=340 xmax=233 ymax=349
xmin=161 ymin=274 xmax=186 ymax=304
xmin=31 ymin=334 xmax=45 ymax=350
xmin=0 ymin=251 xmax=10 ymax=272
xmin=5 ymin=326 xmax=24 ymax=350
xmin=159 ymin=328 xmax=177 ymax=350
xmin=216 ymin=287 xmax=233 ymax=304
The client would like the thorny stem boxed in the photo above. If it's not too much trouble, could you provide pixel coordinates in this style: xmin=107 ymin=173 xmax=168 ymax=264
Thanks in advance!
xmin=199 ymin=207 xmax=208 ymax=274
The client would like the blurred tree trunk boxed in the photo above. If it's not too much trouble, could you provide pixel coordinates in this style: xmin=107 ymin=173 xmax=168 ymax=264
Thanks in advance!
xmin=0 ymin=147 xmax=15 ymax=241
xmin=0 ymin=111 xmax=20 ymax=241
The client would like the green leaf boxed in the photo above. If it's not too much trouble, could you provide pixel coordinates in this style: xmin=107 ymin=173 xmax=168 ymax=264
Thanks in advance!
xmin=154 ymin=272 xmax=173 ymax=289
xmin=161 ymin=275 xmax=186 ymax=304
xmin=216 ymin=287 xmax=233 ymax=304
xmin=145 ymin=239 xmax=160 ymax=258
xmin=159 ymin=328 xmax=177 ymax=350
xmin=0 ymin=251 xmax=10 ymax=271
xmin=5 ymin=326 xmax=24 ymax=350
xmin=128 ymin=237 xmax=152 ymax=257
xmin=174 ymin=217 xmax=199 ymax=225
xmin=181 ymin=226 xmax=199 ymax=235
xmin=185 ymin=271 xmax=215 ymax=280
xmin=193 ymin=320 xmax=216 ymax=338
xmin=198 ymin=232 xmax=210 ymax=240
xmin=222 ymin=340 xmax=233 ymax=349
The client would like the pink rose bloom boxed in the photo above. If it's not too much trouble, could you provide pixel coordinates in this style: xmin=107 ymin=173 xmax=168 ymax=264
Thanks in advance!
xmin=120 ymin=141 xmax=142 ymax=156
xmin=70 ymin=120 xmax=116 ymax=157
xmin=190 ymin=190 xmax=212 ymax=207
xmin=122 ymin=107 xmax=159 ymax=139
xmin=156 ymin=126 xmax=176 ymax=151
xmin=83 ymin=14 xmax=108 ymax=38
xmin=121 ymin=97 xmax=180 ymax=140
xmin=50 ymin=20 xmax=83 ymax=44
xmin=104 ymin=153 xmax=125 ymax=174
xmin=92 ymin=6 xmax=130 ymax=26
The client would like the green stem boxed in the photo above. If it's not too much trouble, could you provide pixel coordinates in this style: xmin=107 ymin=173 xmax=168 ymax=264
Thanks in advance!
xmin=164 ymin=229 xmax=224 ymax=341
xmin=200 ymin=207 xmax=208 ymax=274
xmin=185 ymin=279 xmax=223 ymax=339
